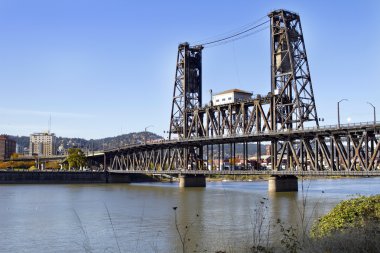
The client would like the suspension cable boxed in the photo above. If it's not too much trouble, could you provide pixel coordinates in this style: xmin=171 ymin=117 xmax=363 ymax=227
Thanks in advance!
xmin=192 ymin=15 xmax=268 ymax=45
xmin=195 ymin=19 xmax=270 ymax=47
xmin=203 ymin=25 xmax=269 ymax=48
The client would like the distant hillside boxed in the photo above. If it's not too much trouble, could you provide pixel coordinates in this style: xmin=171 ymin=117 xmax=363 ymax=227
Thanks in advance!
xmin=10 ymin=136 xmax=29 ymax=149
xmin=10 ymin=131 xmax=163 ymax=152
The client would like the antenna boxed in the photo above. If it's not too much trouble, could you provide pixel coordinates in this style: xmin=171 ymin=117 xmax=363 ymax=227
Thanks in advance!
xmin=48 ymin=114 xmax=51 ymax=133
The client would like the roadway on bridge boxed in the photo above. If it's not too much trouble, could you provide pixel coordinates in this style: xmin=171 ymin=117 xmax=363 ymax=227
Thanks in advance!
xmin=109 ymin=169 xmax=380 ymax=177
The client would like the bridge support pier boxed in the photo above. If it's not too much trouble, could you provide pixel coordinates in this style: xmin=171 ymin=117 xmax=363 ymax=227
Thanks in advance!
xmin=268 ymin=175 xmax=298 ymax=192
xmin=179 ymin=174 xmax=206 ymax=187
xmin=106 ymin=172 xmax=131 ymax=183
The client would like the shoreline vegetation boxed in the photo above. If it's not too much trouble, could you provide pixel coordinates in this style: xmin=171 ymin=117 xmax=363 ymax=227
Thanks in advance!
xmin=73 ymin=194 xmax=379 ymax=253
xmin=168 ymin=194 xmax=380 ymax=253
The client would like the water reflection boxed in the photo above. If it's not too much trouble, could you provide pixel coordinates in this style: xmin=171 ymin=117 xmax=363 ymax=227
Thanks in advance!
xmin=0 ymin=178 xmax=378 ymax=252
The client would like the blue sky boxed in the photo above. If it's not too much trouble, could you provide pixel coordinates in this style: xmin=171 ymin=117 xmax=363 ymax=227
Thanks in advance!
xmin=1 ymin=0 xmax=379 ymax=139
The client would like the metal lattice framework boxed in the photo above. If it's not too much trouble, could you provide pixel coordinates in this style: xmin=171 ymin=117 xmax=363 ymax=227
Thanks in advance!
xmin=269 ymin=10 xmax=319 ymax=130
xmin=108 ymin=125 xmax=380 ymax=172
xmin=169 ymin=43 xmax=203 ymax=139
xmin=102 ymin=10 xmax=380 ymax=175
xmin=168 ymin=43 xmax=204 ymax=169
xmin=183 ymin=97 xmax=272 ymax=137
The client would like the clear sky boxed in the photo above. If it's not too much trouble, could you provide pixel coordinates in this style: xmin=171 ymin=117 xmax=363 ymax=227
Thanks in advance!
xmin=1 ymin=0 xmax=379 ymax=139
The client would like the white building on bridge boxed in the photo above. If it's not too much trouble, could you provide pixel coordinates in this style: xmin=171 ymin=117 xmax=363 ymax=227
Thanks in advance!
xmin=212 ymin=89 xmax=252 ymax=106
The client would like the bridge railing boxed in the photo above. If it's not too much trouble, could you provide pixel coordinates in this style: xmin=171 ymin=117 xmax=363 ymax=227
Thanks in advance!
xmin=105 ymin=121 xmax=380 ymax=152
xmin=302 ymin=121 xmax=379 ymax=132
xmin=183 ymin=121 xmax=380 ymax=141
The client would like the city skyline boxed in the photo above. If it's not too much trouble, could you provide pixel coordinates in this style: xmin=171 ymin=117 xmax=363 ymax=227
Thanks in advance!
xmin=1 ymin=0 xmax=379 ymax=139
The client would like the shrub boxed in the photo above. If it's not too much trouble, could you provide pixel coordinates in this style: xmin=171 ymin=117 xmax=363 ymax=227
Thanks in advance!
xmin=310 ymin=194 xmax=380 ymax=238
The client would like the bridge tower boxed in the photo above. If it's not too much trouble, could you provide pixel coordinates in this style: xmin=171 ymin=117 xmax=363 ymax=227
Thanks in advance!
xmin=269 ymin=10 xmax=319 ymax=171
xmin=169 ymin=42 xmax=203 ymax=139
xmin=169 ymin=42 xmax=204 ymax=170
xmin=269 ymin=9 xmax=319 ymax=130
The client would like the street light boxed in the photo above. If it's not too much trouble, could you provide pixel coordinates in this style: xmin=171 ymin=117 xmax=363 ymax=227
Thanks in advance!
xmin=163 ymin=130 xmax=170 ymax=140
xmin=367 ymin=102 xmax=376 ymax=127
xmin=144 ymin=125 xmax=154 ymax=144
xmin=337 ymin=99 xmax=348 ymax=128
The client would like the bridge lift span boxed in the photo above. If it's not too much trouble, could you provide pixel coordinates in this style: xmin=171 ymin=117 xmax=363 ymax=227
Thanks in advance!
xmin=167 ymin=9 xmax=320 ymax=171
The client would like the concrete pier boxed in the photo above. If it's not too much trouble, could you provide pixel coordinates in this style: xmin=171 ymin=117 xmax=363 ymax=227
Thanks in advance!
xmin=106 ymin=172 xmax=131 ymax=183
xmin=268 ymin=175 xmax=298 ymax=192
xmin=179 ymin=174 xmax=206 ymax=187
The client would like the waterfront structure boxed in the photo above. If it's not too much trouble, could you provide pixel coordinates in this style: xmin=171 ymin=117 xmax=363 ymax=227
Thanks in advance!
xmin=0 ymin=135 xmax=16 ymax=160
xmin=29 ymin=132 xmax=56 ymax=156
xmin=85 ymin=10 xmax=380 ymax=190
xmin=212 ymin=89 xmax=252 ymax=106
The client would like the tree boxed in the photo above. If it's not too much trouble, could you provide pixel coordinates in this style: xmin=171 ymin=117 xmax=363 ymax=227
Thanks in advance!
xmin=67 ymin=148 xmax=87 ymax=170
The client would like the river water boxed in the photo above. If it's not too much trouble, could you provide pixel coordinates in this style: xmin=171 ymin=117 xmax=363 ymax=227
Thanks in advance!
xmin=0 ymin=177 xmax=379 ymax=253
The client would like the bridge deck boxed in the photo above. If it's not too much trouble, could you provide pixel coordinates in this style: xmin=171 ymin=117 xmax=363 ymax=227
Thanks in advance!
xmin=103 ymin=122 xmax=380 ymax=173
xmin=105 ymin=122 xmax=380 ymax=154
xmin=109 ymin=170 xmax=380 ymax=177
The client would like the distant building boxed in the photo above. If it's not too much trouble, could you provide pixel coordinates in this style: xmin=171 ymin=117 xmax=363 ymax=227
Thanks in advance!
xmin=212 ymin=89 xmax=253 ymax=106
xmin=29 ymin=132 xmax=56 ymax=156
xmin=0 ymin=135 xmax=16 ymax=160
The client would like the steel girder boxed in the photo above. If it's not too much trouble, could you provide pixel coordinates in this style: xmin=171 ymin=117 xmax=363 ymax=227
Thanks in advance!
xmin=271 ymin=131 xmax=380 ymax=171
xmin=184 ymin=96 xmax=273 ymax=137
xmin=109 ymin=128 xmax=380 ymax=172
xmin=110 ymin=147 xmax=200 ymax=171
xmin=168 ymin=42 xmax=204 ymax=171
xmin=169 ymin=43 xmax=203 ymax=139
xmin=269 ymin=10 xmax=319 ymax=130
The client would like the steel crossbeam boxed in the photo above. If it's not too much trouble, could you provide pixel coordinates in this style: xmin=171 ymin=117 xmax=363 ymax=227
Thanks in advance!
xmin=107 ymin=124 xmax=380 ymax=172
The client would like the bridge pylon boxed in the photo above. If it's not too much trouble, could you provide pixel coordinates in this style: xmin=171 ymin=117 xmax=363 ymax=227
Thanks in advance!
xmin=269 ymin=10 xmax=319 ymax=171
xmin=269 ymin=9 xmax=319 ymax=130
xmin=169 ymin=42 xmax=204 ymax=170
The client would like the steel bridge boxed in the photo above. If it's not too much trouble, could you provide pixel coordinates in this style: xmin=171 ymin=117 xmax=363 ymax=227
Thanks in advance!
xmin=107 ymin=122 xmax=380 ymax=173
xmin=103 ymin=10 xmax=380 ymax=188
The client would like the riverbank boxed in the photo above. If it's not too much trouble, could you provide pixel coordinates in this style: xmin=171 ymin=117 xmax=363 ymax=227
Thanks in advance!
xmin=0 ymin=171 xmax=150 ymax=184
xmin=1 ymin=170 xmax=377 ymax=185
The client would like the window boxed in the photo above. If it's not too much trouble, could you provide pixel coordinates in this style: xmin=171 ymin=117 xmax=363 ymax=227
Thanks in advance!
xmin=228 ymin=97 xmax=232 ymax=100
xmin=222 ymin=98 xmax=225 ymax=101
xmin=216 ymin=99 xmax=219 ymax=102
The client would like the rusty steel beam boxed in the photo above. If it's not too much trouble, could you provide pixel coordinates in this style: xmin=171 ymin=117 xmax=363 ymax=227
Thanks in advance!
xmin=107 ymin=126 xmax=380 ymax=172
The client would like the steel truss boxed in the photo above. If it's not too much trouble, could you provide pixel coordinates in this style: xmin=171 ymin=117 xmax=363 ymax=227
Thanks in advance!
xmin=269 ymin=10 xmax=319 ymax=130
xmin=185 ymin=96 xmax=273 ymax=137
xmin=168 ymin=42 xmax=204 ymax=170
xmin=106 ymin=10 xmax=378 ymax=174
xmin=109 ymin=126 xmax=380 ymax=172
xmin=169 ymin=43 xmax=203 ymax=139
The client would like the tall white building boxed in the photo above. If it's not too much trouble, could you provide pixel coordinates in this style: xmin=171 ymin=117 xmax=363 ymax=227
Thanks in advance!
xmin=29 ymin=132 xmax=56 ymax=156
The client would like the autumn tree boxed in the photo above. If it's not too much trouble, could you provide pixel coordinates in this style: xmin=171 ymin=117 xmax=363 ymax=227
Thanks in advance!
xmin=67 ymin=148 xmax=87 ymax=170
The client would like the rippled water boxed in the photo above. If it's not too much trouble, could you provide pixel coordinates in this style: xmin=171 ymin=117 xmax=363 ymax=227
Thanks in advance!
xmin=0 ymin=177 xmax=379 ymax=252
